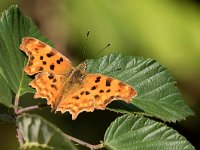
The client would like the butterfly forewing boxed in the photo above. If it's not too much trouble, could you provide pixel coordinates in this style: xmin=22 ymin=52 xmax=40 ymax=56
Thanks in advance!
xmin=20 ymin=37 xmax=74 ymax=75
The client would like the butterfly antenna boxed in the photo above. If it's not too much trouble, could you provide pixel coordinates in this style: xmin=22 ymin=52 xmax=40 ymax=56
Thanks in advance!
xmin=93 ymin=43 xmax=111 ymax=58
xmin=83 ymin=30 xmax=90 ymax=60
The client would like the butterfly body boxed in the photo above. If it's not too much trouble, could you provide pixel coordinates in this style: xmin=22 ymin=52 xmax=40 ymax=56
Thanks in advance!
xmin=20 ymin=37 xmax=137 ymax=120
xmin=52 ymin=65 xmax=87 ymax=109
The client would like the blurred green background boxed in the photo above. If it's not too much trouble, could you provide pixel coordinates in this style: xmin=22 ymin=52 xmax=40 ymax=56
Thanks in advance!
xmin=0 ymin=0 xmax=200 ymax=149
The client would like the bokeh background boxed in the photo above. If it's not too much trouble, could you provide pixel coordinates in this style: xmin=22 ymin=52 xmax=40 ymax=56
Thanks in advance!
xmin=0 ymin=0 xmax=200 ymax=149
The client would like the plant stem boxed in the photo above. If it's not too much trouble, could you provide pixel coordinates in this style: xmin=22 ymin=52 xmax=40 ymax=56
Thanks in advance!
xmin=16 ymin=105 xmax=39 ymax=115
xmin=64 ymin=133 xmax=103 ymax=150
xmin=16 ymin=128 xmax=24 ymax=148
xmin=14 ymin=94 xmax=20 ymax=114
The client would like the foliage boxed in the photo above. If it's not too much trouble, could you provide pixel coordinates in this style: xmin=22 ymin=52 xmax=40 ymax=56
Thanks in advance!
xmin=17 ymin=114 xmax=77 ymax=150
xmin=104 ymin=114 xmax=194 ymax=150
xmin=86 ymin=54 xmax=194 ymax=122
xmin=0 ymin=5 xmax=195 ymax=150
xmin=0 ymin=5 xmax=52 ymax=96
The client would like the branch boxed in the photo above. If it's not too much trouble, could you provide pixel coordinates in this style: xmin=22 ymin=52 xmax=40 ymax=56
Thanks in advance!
xmin=14 ymin=94 xmax=20 ymax=114
xmin=16 ymin=105 xmax=39 ymax=115
xmin=64 ymin=133 xmax=103 ymax=150
xmin=15 ymin=103 xmax=48 ymax=115
xmin=16 ymin=128 xmax=24 ymax=148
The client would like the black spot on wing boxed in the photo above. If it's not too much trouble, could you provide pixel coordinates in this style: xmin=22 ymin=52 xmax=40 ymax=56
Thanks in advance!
xmin=91 ymin=86 xmax=97 ymax=90
xmin=60 ymin=57 xmax=63 ymax=62
xmin=39 ymin=67 xmax=43 ymax=71
xmin=85 ymin=91 xmax=90 ymax=95
xmin=51 ymin=84 xmax=57 ymax=90
xmin=106 ymin=89 xmax=110 ymax=93
xmin=48 ymin=74 xmax=54 ymax=79
xmin=30 ymin=56 xmax=34 ymax=60
xmin=72 ymin=96 xmax=79 ymax=100
xmin=40 ymin=56 xmax=43 ymax=60
xmin=47 ymin=51 xmax=55 ymax=57
xmin=95 ymin=76 xmax=101 ymax=83
xmin=109 ymin=96 xmax=115 ymax=100
xmin=94 ymin=95 xmax=100 ymax=99
xmin=50 ymin=64 xmax=55 ymax=70
xmin=80 ymin=91 xmax=84 ymax=95
xmin=42 ymin=61 xmax=47 ymax=65
xmin=106 ymin=78 xmax=112 ymax=86
xmin=56 ymin=59 xmax=61 ymax=64
xmin=99 ymin=90 xmax=104 ymax=93
xmin=53 ymin=78 xmax=57 ymax=82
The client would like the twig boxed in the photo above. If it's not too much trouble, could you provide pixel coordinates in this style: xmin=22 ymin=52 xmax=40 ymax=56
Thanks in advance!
xmin=16 ymin=105 xmax=39 ymax=115
xmin=14 ymin=94 xmax=20 ymax=114
xmin=64 ymin=133 xmax=103 ymax=150
xmin=16 ymin=128 xmax=24 ymax=148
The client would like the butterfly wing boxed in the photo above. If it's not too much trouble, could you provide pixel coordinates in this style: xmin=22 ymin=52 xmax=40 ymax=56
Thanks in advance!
xmin=57 ymin=74 xmax=137 ymax=120
xmin=20 ymin=37 xmax=137 ymax=120
xmin=30 ymin=72 xmax=66 ymax=107
xmin=20 ymin=37 xmax=73 ymax=75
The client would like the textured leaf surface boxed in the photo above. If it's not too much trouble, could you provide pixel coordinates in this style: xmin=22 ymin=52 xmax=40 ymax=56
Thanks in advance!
xmin=0 ymin=5 xmax=52 ymax=96
xmin=104 ymin=114 xmax=195 ymax=150
xmin=17 ymin=113 xmax=77 ymax=150
xmin=86 ymin=53 xmax=194 ymax=122
xmin=0 ymin=69 xmax=12 ymax=107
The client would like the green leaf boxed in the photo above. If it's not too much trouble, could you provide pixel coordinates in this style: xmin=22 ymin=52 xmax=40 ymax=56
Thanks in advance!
xmin=104 ymin=114 xmax=195 ymax=150
xmin=0 ymin=113 xmax=15 ymax=123
xmin=86 ymin=53 xmax=194 ymax=122
xmin=17 ymin=113 xmax=78 ymax=150
xmin=0 ymin=5 xmax=52 ymax=96
xmin=0 ymin=68 xmax=12 ymax=107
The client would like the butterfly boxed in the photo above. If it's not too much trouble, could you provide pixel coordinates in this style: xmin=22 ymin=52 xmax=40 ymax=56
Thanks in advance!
xmin=19 ymin=37 xmax=137 ymax=120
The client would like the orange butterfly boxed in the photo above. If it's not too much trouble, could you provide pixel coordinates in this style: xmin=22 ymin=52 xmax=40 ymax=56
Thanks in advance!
xmin=20 ymin=37 xmax=137 ymax=119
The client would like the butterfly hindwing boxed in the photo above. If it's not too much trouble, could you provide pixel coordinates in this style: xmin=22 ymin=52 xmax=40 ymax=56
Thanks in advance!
xmin=30 ymin=72 xmax=66 ymax=107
